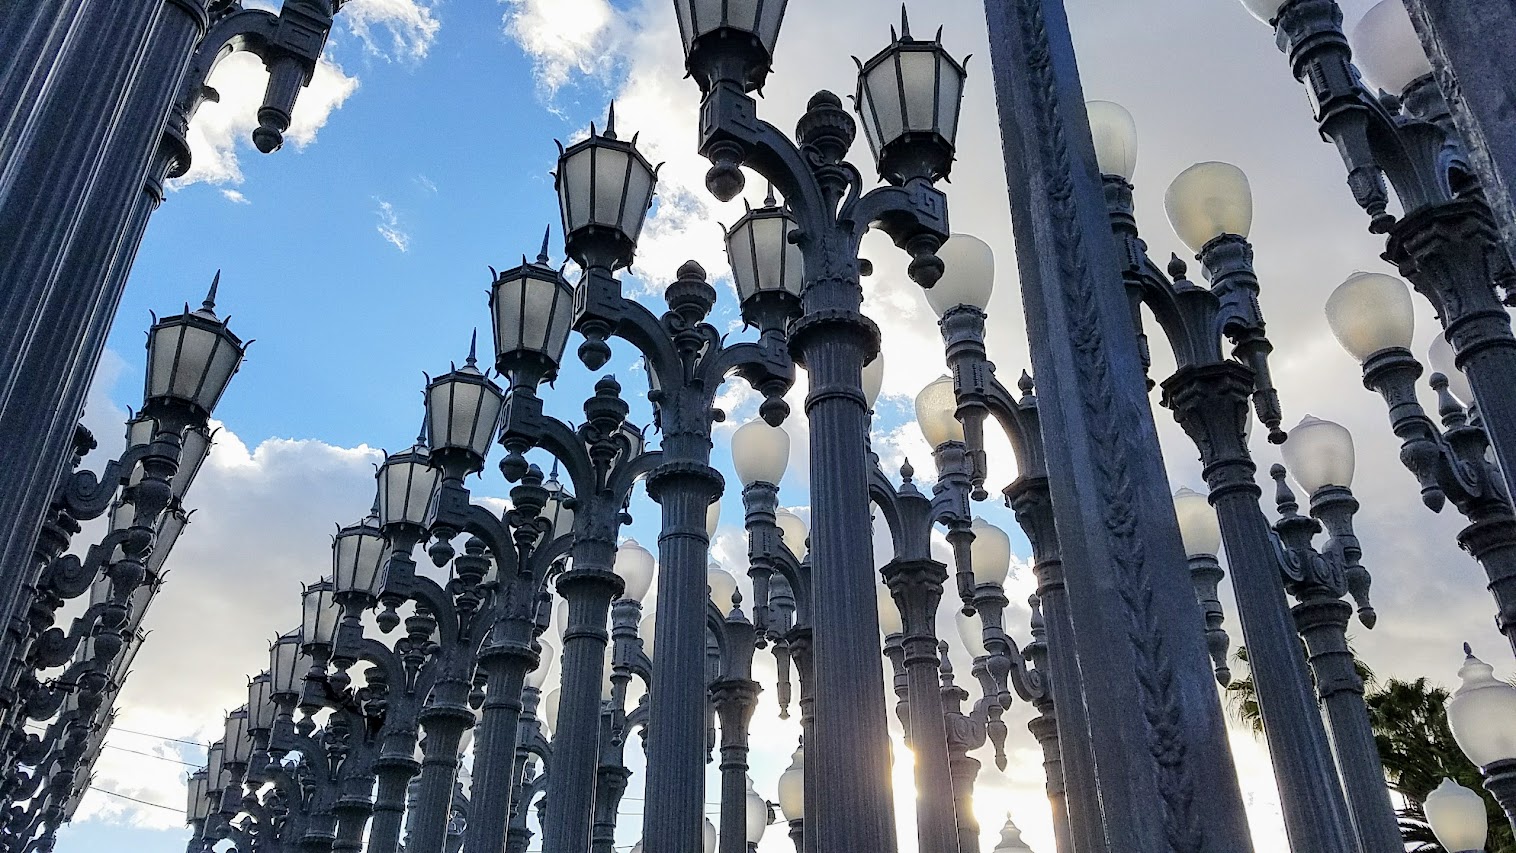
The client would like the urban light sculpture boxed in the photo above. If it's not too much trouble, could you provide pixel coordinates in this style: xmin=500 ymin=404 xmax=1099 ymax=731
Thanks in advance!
xmin=1447 ymin=645 xmax=1516 ymax=836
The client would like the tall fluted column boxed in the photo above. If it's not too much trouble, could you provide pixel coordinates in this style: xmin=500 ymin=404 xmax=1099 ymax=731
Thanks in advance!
xmin=408 ymin=678 xmax=474 ymax=853
xmin=463 ymin=635 xmax=536 ymax=853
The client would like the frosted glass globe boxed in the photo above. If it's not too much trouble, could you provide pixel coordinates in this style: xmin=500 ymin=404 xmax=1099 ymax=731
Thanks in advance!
xmin=614 ymin=539 xmax=656 ymax=602
xmin=925 ymin=234 xmax=995 ymax=316
xmin=1325 ymin=272 xmax=1415 ymax=362
xmin=1238 ymin=0 xmax=1290 ymax=23
xmin=1424 ymin=777 xmax=1489 ymax=853
xmin=1282 ymin=415 xmax=1356 ymax=494
xmin=916 ymin=375 xmax=965 ymax=447
xmin=1352 ymin=0 xmax=1433 ymax=95
xmin=774 ymin=508 xmax=808 ymax=557
xmin=732 ymin=419 xmax=789 ymax=486
xmin=876 ymin=584 xmax=903 ymax=636
xmin=970 ymin=517 xmax=1012 ymax=586
xmin=1086 ymin=100 xmax=1138 ymax=180
xmin=1172 ymin=487 xmax=1221 ymax=558
xmin=1165 ymin=161 xmax=1253 ymax=252
xmin=708 ymin=564 xmax=738 ymax=611
xmin=777 ymin=747 xmax=805 ymax=819
xmin=955 ymin=609 xmax=989 ymax=658
xmin=1447 ymin=648 xmax=1516 ymax=767
xmin=863 ymin=352 xmax=885 ymax=410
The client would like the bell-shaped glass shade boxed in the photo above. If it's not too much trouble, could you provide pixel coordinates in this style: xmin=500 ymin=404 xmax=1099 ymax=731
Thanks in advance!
xmin=1429 ymin=335 xmax=1475 ymax=406
xmin=970 ymin=517 xmax=1012 ymax=586
xmin=172 ymin=425 xmax=215 ymax=499
xmin=733 ymin=419 xmax=790 ymax=486
xmin=145 ymin=290 xmax=246 ymax=418
xmin=1424 ymin=777 xmax=1489 ymax=853
xmin=1239 ymin=0 xmax=1290 ymax=23
xmin=556 ymin=111 xmax=658 ymax=271
xmin=491 ymin=254 xmax=574 ymax=382
xmin=1447 ymin=648 xmax=1516 ymax=767
xmin=955 ymin=609 xmax=990 ymax=658
xmin=1282 ymin=415 xmax=1356 ymax=494
xmin=709 ymin=563 xmax=739 ymax=611
xmin=926 ymin=234 xmax=994 ymax=316
xmin=247 ymin=674 xmax=275 ymax=733
xmin=639 ymin=611 xmax=657 ymax=659
xmin=1352 ymin=0 xmax=1433 ymax=95
xmin=774 ymin=508 xmax=808 ymax=557
xmin=1172 ymin=487 xmax=1222 ymax=558
xmin=855 ymin=16 xmax=969 ymax=184
xmin=876 ymin=584 xmax=903 ymax=636
xmin=1086 ymin=100 xmax=1138 ymax=180
xmin=333 ymin=511 xmax=387 ymax=599
xmin=863 ymin=353 xmax=885 ymax=410
xmin=1164 ymin=162 xmax=1253 ymax=252
xmin=777 ymin=747 xmax=805 ymax=819
xmin=745 ymin=778 xmax=768 ymax=844
xmin=541 ymin=687 xmax=561 ymax=732
xmin=706 ymin=500 xmax=721 ymax=537
xmin=146 ymin=507 xmax=189 ymax=575
xmin=615 ymin=539 xmax=656 ymax=602
xmin=916 ymin=375 xmax=964 ymax=447
xmin=223 ymin=708 xmax=252 ymax=766
xmin=1325 ymin=272 xmax=1416 ymax=361
xmin=300 ymin=579 xmax=341 ymax=649
xmin=674 ymin=0 xmax=787 ymax=91
xmin=527 ymin=638 xmax=555 ymax=689
xmin=703 ymin=819 xmax=718 ymax=853
xmin=378 ymin=438 xmax=440 ymax=532
xmin=726 ymin=200 xmax=803 ymax=303
xmin=269 ymin=630 xmax=304 ymax=696
xmin=426 ymin=351 xmax=506 ymax=471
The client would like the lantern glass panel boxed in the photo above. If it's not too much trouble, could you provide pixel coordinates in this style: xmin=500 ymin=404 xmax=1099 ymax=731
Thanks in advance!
xmin=493 ymin=269 xmax=574 ymax=365
xmin=147 ymin=510 xmax=188 ymax=575
xmin=302 ymin=581 xmax=340 ymax=647
xmin=379 ymin=447 xmax=439 ymax=529
xmin=206 ymin=742 xmax=225 ymax=790
xmin=334 ymin=519 xmax=387 ymax=598
xmin=147 ymin=318 xmax=242 ymax=413
xmin=248 ymin=676 xmax=275 ymax=731
xmin=172 ymin=426 xmax=215 ymax=499
xmin=428 ymin=371 xmax=505 ymax=461
xmin=270 ymin=632 xmax=303 ymax=695
xmin=224 ymin=710 xmax=252 ymax=765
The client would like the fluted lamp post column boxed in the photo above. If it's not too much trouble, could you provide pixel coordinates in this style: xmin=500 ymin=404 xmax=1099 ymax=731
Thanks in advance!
xmin=1326 ymin=271 xmax=1516 ymax=656
xmin=1447 ymin=646 xmax=1516 ymax=836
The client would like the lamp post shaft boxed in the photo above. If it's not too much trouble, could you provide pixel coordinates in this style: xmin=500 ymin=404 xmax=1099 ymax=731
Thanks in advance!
xmin=408 ymin=679 xmax=473 ymax=853
xmin=712 ymin=680 xmax=758 ymax=853
xmin=1482 ymin=758 xmax=1516 ymax=838
xmin=463 ymin=640 xmax=534 ymax=853
xmin=0 ymin=0 xmax=205 ymax=681
xmin=542 ymin=540 xmax=620 ymax=853
xmin=1400 ymin=0 xmax=1516 ymax=272
xmin=643 ymin=463 xmax=721 ymax=853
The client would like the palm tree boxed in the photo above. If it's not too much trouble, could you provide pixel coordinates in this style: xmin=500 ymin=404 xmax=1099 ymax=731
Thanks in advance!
xmin=1225 ymin=648 xmax=1513 ymax=852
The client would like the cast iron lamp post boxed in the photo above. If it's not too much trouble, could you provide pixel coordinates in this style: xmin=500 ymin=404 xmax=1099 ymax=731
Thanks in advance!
xmin=1260 ymin=423 xmax=1404 ymax=851
xmin=549 ymin=102 xmax=797 ymax=853
xmin=1447 ymin=645 xmax=1516 ymax=835
xmin=1243 ymin=0 xmax=1516 ymax=510
xmin=677 ymin=7 xmax=968 ymax=848
xmin=1423 ymin=777 xmax=1492 ymax=853
xmin=1324 ymin=269 xmax=1516 ymax=655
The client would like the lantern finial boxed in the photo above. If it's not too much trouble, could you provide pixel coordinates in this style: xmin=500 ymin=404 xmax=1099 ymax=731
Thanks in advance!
xmin=416 ymin=413 xmax=429 ymax=446
xmin=899 ymin=4 xmax=911 ymax=40
xmin=466 ymin=329 xmax=479 ymax=368
xmin=604 ymin=102 xmax=618 ymax=140
xmin=538 ymin=226 xmax=551 ymax=264
xmin=201 ymin=270 xmax=221 ymax=316
xmin=763 ymin=183 xmax=777 ymax=208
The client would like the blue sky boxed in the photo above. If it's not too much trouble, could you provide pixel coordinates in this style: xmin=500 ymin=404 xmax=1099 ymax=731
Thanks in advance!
xmin=53 ymin=0 xmax=1516 ymax=851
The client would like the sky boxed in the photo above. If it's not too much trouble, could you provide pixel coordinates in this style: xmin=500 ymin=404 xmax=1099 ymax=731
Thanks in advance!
xmin=47 ymin=0 xmax=1515 ymax=851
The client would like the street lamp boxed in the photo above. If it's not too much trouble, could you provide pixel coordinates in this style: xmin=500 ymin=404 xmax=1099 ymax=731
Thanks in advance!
xmin=673 ymin=0 xmax=787 ymax=94
xmin=1162 ymin=161 xmax=1254 ymax=254
xmin=853 ymin=9 xmax=969 ymax=186
xmin=490 ymin=234 xmax=576 ymax=390
xmin=615 ymin=540 xmax=657 ymax=603
xmin=1172 ymin=486 xmax=1231 ymax=685
xmin=731 ymin=420 xmax=789 ymax=487
xmin=1423 ymin=777 xmax=1490 ymax=853
xmin=1448 ymin=645 xmax=1516 ymax=834
xmin=1351 ymin=0 xmax=1434 ymax=96
xmin=555 ymin=106 xmax=659 ymax=277
xmin=1323 ymin=272 xmax=1416 ymax=363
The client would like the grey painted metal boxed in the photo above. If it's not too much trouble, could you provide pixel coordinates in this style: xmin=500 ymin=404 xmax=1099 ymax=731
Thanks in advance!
xmin=1400 ymin=0 xmax=1516 ymax=272
xmin=981 ymin=1 xmax=1255 ymax=849
xmin=712 ymin=616 xmax=759 ymax=853
xmin=1482 ymin=758 xmax=1516 ymax=837
xmin=1270 ymin=470 xmax=1404 ymax=853
xmin=1021 ymin=597 xmax=1072 ymax=853
xmin=939 ymin=653 xmax=984 ymax=853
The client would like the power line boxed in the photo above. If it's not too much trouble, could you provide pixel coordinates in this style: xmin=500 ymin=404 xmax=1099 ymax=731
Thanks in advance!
xmin=98 ymin=742 xmax=199 ymax=767
xmin=110 ymin=725 xmax=209 ymax=750
xmin=91 ymin=787 xmax=182 ymax=814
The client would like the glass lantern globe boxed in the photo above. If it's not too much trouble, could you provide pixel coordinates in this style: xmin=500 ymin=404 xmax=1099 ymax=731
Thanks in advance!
xmin=300 ymin=579 xmax=341 ymax=650
xmin=925 ymin=234 xmax=994 ymax=317
xmin=745 ymin=777 xmax=768 ymax=844
xmin=876 ymin=584 xmax=903 ymax=636
xmin=1423 ymin=777 xmax=1489 ymax=853
xmin=725 ymin=197 xmax=803 ymax=312
xmin=702 ymin=818 xmax=717 ymax=853
xmin=1325 ymin=272 xmax=1416 ymax=362
xmin=706 ymin=500 xmax=721 ymax=538
xmin=970 ymin=517 xmax=1012 ymax=586
xmin=640 ymin=611 xmax=657 ymax=659
xmin=541 ymin=687 xmax=561 ymax=732
xmin=955 ymin=609 xmax=990 ymax=658
xmin=143 ymin=277 xmax=246 ymax=423
xmin=732 ymin=419 xmax=790 ymax=486
xmin=708 ymin=564 xmax=739 ymax=611
xmin=555 ymin=107 xmax=659 ymax=272
xmin=1172 ymin=487 xmax=1222 ymax=558
xmin=1281 ymin=415 xmax=1356 ymax=495
xmin=674 ymin=0 xmax=788 ymax=93
xmin=378 ymin=432 xmax=441 ymax=536
xmin=1447 ymin=646 xmax=1516 ymax=768
xmin=187 ymin=770 xmax=209 ymax=822
xmin=1164 ymin=161 xmax=1254 ymax=253
xmin=542 ymin=475 xmax=577 ymax=542
xmin=527 ymin=638 xmax=555 ymax=690
xmin=223 ymin=708 xmax=252 ymax=767
xmin=1086 ymin=100 xmax=1138 ymax=181
xmin=1352 ymin=0 xmax=1434 ymax=95
xmin=426 ymin=341 xmax=506 ymax=476
xmin=916 ymin=375 xmax=965 ymax=447
xmin=490 ymin=245 xmax=575 ymax=388
xmin=614 ymin=539 xmax=657 ymax=602
xmin=145 ymin=507 xmax=189 ymax=576
xmin=1428 ymin=334 xmax=1475 ymax=407
xmin=777 ymin=747 xmax=805 ymax=819
xmin=774 ymin=508 xmax=808 ymax=557
xmin=854 ymin=12 xmax=969 ymax=185
xmin=247 ymin=673 xmax=275 ymax=733
xmin=332 ymin=510 xmax=387 ymax=601
xmin=863 ymin=353 xmax=885 ymax=410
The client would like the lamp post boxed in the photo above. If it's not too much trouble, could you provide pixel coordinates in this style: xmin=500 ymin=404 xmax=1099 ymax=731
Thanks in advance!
xmin=678 ymin=6 xmax=967 ymax=848
xmin=1090 ymin=116 xmax=1362 ymax=848
xmin=1324 ymin=269 xmax=1516 ymax=654
xmin=1268 ymin=428 xmax=1402 ymax=851
xmin=1246 ymin=0 xmax=1516 ymax=509
xmin=1423 ymin=777 xmax=1492 ymax=853
xmin=1447 ymin=645 xmax=1516 ymax=835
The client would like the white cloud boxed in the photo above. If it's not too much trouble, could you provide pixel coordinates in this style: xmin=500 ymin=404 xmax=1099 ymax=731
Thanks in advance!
xmin=344 ymin=0 xmax=442 ymax=63
xmin=220 ymin=189 xmax=250 ymax=205
xmin=502 ymin=0 xmax=632 ymax=96
xmin=375 ymin=199 xmax=411 ymax=251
